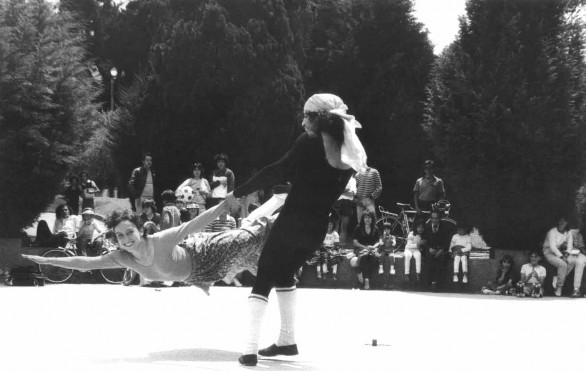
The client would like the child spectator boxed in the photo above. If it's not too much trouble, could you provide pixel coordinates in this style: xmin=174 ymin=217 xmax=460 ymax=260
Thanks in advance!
xmin=377 ymin=222 xmax=397 ymax=289
xmin=450 ymin=222 xmax=472 ymax=283
xmin=307 ymin=221 xmax=339 ymax=280
xmin=76 ymin=208 xmax=105 ymax=256
xmin=140 ymin=199 xmax=161 ymax=235
xmin=160 ymin=189 xmax=181 ymax=230
xmin=324 ymin=220 xmax=345 ymax=280
xmin=205 ymin=210 xmax=237 ymax=232
xmin=404 ymin=221 xmax=424 ymax=283
xmin=481 ymin=255 xmax=517 ymax=295
xmin=517 ymin=251 xmax=546 ymax=298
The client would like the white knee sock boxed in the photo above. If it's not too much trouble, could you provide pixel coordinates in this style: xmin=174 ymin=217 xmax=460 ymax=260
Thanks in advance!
xmin=243 ymin=294 xmax=268 ymax=355
xmin=276 ymin=286 xmax=297 ymax=346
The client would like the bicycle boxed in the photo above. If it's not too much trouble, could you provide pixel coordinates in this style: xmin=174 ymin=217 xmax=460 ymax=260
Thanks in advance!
xmin=38 ymin=236 xmax=126 ymax=284
xmin=376 ymin=200 xmax=457 ymax=247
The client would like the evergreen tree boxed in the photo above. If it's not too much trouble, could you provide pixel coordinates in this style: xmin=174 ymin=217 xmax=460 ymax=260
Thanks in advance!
xmin=0 ymin=0 xmax=102 ymax=236
xmin=425 ymin=0 xmax=586 ymax=249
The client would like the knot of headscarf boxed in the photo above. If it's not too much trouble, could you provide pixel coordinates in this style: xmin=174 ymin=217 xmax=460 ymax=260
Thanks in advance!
xmin=303 ymin=93 xmax=368 ymax=173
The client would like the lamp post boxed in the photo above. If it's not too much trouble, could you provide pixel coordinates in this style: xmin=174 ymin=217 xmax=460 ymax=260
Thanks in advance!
xmin=110 ymin=67 xmax=118 ymax=111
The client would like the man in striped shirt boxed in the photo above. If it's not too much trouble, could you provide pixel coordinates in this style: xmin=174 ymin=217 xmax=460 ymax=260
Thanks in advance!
xmin=355 ymin=166 xmax=383 ymax=223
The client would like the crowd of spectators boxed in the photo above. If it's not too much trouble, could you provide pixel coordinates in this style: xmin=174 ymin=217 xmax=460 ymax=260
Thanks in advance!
xmin=47 ymin=155 xmax=586 ymax=297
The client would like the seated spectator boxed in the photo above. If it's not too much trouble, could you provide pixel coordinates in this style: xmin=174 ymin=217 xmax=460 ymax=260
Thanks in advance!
xmin=542 ymin=215 xmax=578 ymax=297
xmin=140 ymin=199 xmax=161 ymax=235
xmin=76 ymin=208 xmax=106 ymax=256
xmin=450 ymin=221 xmax=472 ymax=283
xmin=307 ymin=220 xmax=340 ymax=280
xmin=160 ymin=189 xmax=181 ymax=231
xmin=351 ymin=210 xmax=380 ymax=290
xmin=205 ymin=210 xmax=237 ymax=232
xmin=404 ymin=220 xmax=424 ymax=283
xmin=481 ymin=255 xmax=517 ymax=295
xmin=517 ymin=251 xmax=546 ymax=298
xmin=569 ymin=218 xmax=586 ymax=298
xmin=421 ymin=210 xmax=451 ymax=291
xmin=35 ymin=204 xmax=78 ymax=248
xmin=378 ymin=222 xmax=398 ymax=289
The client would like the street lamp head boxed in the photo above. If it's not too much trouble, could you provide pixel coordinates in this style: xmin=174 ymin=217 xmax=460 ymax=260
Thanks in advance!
xmin=110 ymin=67 xmax=118 ymax=78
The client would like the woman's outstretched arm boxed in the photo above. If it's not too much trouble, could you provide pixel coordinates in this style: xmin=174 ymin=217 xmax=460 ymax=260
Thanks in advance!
xmin=153 ymin=202 xmax=228 ymax=248
xmin=22 ymin=251 xmax=123 ymax=270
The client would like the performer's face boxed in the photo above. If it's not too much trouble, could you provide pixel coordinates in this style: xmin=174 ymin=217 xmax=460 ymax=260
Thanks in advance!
xmin=114 ymin=220 xmax=142 ymax=252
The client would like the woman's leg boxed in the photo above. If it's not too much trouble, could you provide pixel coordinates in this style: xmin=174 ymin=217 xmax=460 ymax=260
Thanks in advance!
xmin=414 ymin=250 xmax=422 ymax=274
xmin=544 ymin=249 xmax=568 ymax=292
xmin=404 ymin=249 xmax=413 ymax=274
xmin=573 ymin=254 xmax=586 ymax=291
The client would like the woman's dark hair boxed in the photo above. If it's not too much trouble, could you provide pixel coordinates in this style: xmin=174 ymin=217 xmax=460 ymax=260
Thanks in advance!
xmin=305 ymin=111 xmax=344 ymax=146
xmin=499 ymin=255 xmax=514 ymax=270
xmin=141 ymin=199 xmax=158 ymax=214
xmin=191 ymin=162 xmax=205 ymax=177
xmin=180 ymin=208 xmax=191 ymax=223
xmin=413 ymin=220 xmax=425 ymax=236
xmin=161 ymin=189 xmax=176 ymax=203
xmin=554 ymin=214 xmax=570 ymax=232
xmin=107 ymin=208 xmax=144 ymax=233
xmin=214 ymin=153 xmax=229 ymax=164
xmin=55 ymin=204 xmax=70 ymax=219
xmin=69 ymin=176 xmax=79 ymax=185
xmin=358 ymin=210 xmax=376 ymax=231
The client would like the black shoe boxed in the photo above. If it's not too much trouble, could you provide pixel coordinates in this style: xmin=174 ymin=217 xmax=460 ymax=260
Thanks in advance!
xmin=239 ymin=354 xmax=258 ymax=366
xmin=258 ymin=343 xmax=299 ymax=357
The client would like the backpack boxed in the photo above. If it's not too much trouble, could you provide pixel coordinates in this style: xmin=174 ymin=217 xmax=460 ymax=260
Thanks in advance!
xmin=6 ymin=266 xmax=45 ymax=286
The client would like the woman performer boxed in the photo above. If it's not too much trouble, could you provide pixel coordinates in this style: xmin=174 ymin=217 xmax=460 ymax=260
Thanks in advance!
xmin=225 ymin=93 xmax=367 ymax=366
xmin=23 ymin=195 xmax=286 ymax=294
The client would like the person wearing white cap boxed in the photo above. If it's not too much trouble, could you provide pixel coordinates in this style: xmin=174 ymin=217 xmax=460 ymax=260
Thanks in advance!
xmin=225 ymin=93 xmax=368 ymax=366
xmin=76 ymin=208 xmax=105 ymax=256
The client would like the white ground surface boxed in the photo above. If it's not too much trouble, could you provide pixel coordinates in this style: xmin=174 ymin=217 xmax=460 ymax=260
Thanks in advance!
xmin=1 ymin=285 xmax=585 ymax=371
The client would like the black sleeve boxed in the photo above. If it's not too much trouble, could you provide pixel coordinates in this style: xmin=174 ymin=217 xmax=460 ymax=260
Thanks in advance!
xmin=234 ymin=133 xmax=311 ymax=198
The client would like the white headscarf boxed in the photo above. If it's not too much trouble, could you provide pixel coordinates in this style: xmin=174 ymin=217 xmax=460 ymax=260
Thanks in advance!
xmin=303 ymin=93 xmax=368 ymax=173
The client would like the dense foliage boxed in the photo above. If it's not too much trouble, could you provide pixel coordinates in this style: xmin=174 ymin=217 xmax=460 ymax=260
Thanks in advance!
xmin=0 ymin=0 xmax=102 ymax=237
xmin=425 ymin=0 xmax=586 ymax=249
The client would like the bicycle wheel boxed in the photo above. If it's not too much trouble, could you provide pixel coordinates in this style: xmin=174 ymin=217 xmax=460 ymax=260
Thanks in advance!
xmin=40 ymin=249 xmax=74 ymax=283
xmin=99 ymin=250 xmax=126 ymax=284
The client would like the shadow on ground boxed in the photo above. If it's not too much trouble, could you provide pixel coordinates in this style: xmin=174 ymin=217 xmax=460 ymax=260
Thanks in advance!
xmin=97 ymin=348 xmax=321 ymax=370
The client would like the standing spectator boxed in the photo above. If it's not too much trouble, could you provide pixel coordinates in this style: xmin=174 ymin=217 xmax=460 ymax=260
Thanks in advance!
xmin=421 ymin=210 xmax=451 ymax=291
xmin=80 ymin=171 xmax=100 ymax=210
xmin=413 ymin=160 xmax=446 ymax=213
xmin=354 ymin=166 xmax=382 ymax=223
xmin=128 ymin=152 xmax=155 ymax=214
xmin=160 ymin=190 xmax=181 ymax=231
xmin=334 ymin=175 xmax=356 ymax=245
xmin=450 ymin=222 xmax=472 ymax=283
xmin=205 ymin=210 xmax=237 ymax=232
xmin=517 ymin=251 xmax=546 ymax=298
xmin=176 ymin=162 xmax=211 ymax=213
xmin=481 ymin=255 xmax=517 ymax=295
xmin=140 ymin=199 xmax=161 ymax=235
xmin=208 ymin=153 xmax=235 ymax=208
xmin=352 ymin=211 xmax=380 ymax=290
xmin=63 ymin=176 xmax=82 ymax=215
xmin=542 ymin=215 xmax=577 ymax=297
xmin=404 ymin=221 xmax=424 ymax=283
